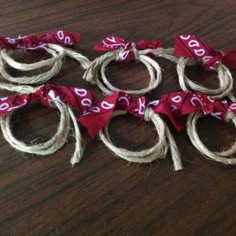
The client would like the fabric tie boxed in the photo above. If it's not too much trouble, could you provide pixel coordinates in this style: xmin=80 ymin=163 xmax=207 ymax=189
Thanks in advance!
xmin=93 ymin=36 xmax=161 ymax=62
xmin=175 ymin=34 xmax=236 ymax=70
xmin=0 ymin=31 xmax=80 ymax=52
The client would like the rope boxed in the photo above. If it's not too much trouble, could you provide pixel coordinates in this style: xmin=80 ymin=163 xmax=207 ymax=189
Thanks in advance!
xmin=83 ymin=48 xmax=163 ymax=95
xmin=99 ymin=109 xmax=183 ymax=171
xmin=0 ymin=44 xmax=91 ymax=92
xmin=177 ymin=57 xmax=233 ymax=99
xmin=187 ymin=113 xmax=236 ymax=165
xmin=0 ymin=101 xmax=84 ymax=165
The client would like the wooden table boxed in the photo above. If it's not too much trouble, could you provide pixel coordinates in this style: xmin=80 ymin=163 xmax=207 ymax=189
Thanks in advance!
xmin=0 ymin=0 xmax=235 ymax=235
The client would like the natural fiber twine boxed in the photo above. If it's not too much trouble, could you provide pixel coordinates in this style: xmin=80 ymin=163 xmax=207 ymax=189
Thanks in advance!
xmin=187 ymin=112 xmax=236 ymax=165
xmin=99 ymin=109 xmax=183 ymax=171
xmin=0 ymin=43 xmax=91 ymax=91
xmin=83 ymin=47 xmax=177 ymax=95
xmin=0 ymin=41 xmax=235 ymax=169
xmin=0 ymin=42 xmax=91 ymax=164
xmin=176 ymin=57 xmax=233 ymax=99
xmin=0 ymin=44 xmax=234 ymax=99
xmin=0 ymin=82 xmax=38 ymax=94
xmin=0 ymin=101 xmax=84 ymax=166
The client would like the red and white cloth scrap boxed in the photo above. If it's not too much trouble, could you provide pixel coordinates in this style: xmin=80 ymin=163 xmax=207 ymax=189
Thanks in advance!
xmin=78 ymin=91 xmax=236 ymax=137
xmin=0 ymin=84 xmax=93 ymax=117
xmin=175 ymin=34 xmax=236 ymax=70
xmin=93 ymin=36 xmax=161 ymax=62
xmin=0 ymin=31 xmax=80 ymax=52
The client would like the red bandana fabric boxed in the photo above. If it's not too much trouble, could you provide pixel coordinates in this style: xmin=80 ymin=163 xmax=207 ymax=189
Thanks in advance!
xmin=1 ymin=87 xmax=236 ymax=138
xmin=78 ymin=91 xmax=236 ymax=138
xmin=93 ymin=36 xmax=161 ymax=62
xmin=175 ymin=35 xmax=236 ymax=70
xmin=0 ymin=31 xmax=80 ymax=51
xmin=0 ymin=84 xmax=93 ymax=117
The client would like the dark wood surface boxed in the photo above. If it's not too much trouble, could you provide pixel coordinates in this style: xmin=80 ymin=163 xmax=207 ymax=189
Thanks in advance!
xmin=0 ymin=0 xmax=235 ymax=235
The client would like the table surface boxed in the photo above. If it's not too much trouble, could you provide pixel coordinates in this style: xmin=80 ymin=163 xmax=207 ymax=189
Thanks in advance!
xmin=0 ymin=0 xmax=235 ymax=235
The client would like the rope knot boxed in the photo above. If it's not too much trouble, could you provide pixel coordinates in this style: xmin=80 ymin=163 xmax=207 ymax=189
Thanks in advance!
xmin=116 ymin=42 xmax=139 ymax=61
xmin=144 ymin=108 xmax=155 ymax=121
xmin=131 ymin=42 xmax=139 ymax=60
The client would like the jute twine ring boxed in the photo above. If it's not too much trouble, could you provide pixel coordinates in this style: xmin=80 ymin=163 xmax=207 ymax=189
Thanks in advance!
xmin=99 ymin=109 xmax=183 ymax=171
xmin=83 ymin=46 xmax=165 ymax=95
xmin=0 ymin=43 xmax=91 ymax=86
xmin=0 ymin=82 xmax=39 ymax=94
xmin=147 ymin=47 xmax=179 ymax=63
xmin=0 ymin=100 xmax=84 ymax=166
xmin=177 ymin=57 xmax=233 ymax=99
xmin=187 ymin=112 xmax=236 ymax=165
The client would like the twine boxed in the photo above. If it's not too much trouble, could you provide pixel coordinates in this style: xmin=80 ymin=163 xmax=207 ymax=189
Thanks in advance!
xmin=99 ymin=109 xmax=183 ymax=171
xmin=0 ymin=43 xmax=91 ymax=89
xmin=143 ymin=47 xmax=179 ymax=63
xmin=0 ymin=45 xmax=64 ymax=84
xmin=0 ymin=82 xmax=39 ymax=93
xmin=176 ymin=57 xmax=233 ymax=99
xmin=68 ymin=106 xmax=85 ymax=166
xmin=83 ymin=46 xmax=166 ymax=95
xmin=0 ymin=100 xmax=84 ymax=165
xmin=187 ymin=112 xmax=236 ymax=165
xmin=63 ymin=46 xmax=91 ymax=70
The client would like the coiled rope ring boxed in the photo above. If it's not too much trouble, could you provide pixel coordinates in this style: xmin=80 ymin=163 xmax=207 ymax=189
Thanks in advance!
xmin=0 ymin=43 xmax=91 ymax=89
xmin=177 ymin=57 xmax=233 ymax=99
xmin=83 ymin=46 xmax=162 ymax=95
xmin=187 ymin=112 xmax=236 ymax=165
xmin=99 ymin=109 xmax=183 ymax=170
xmin=0 ymin=100 xmax=84 ymax=166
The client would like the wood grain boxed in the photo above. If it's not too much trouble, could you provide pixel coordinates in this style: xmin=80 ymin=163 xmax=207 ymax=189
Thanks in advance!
xmin=0 ymin=0 xmax=235 ymax=235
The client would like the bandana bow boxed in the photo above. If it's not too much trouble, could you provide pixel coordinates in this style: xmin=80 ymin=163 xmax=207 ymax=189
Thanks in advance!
xmin=175 ymin=34 xmax=236 ymax=70
xmin=93 ymin=36 xmax=161 ymax=62
xmin=0 ymin=84 xmax=93 ymax=117
xmin=0 ymin=31 xmax=80 ymax=52
xmin=2 ymin=87 xmax=235 ymax=138
xmin=78 ymin=91 xmax=236 ymax=137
